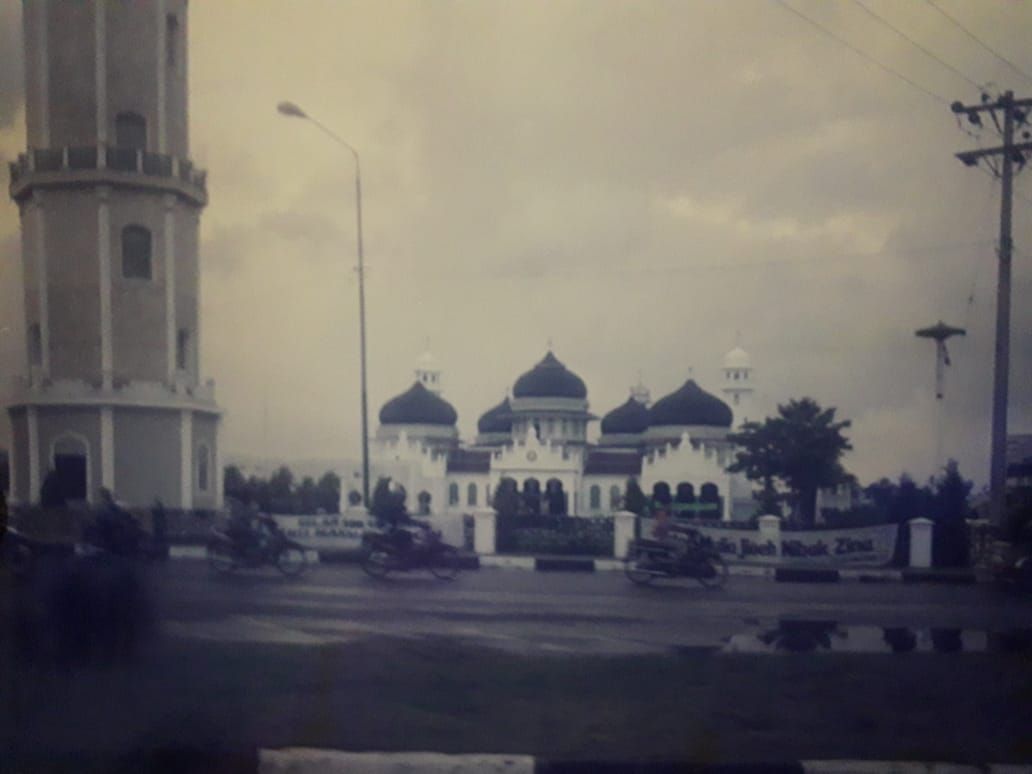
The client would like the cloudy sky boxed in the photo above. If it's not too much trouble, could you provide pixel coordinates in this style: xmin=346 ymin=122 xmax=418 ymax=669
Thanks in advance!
xmin=1 ymin=0 xmax=1030 ymax=489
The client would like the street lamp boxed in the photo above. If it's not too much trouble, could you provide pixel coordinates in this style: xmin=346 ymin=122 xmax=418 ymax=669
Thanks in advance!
xmin=277 ymin=100 xmax=370 ymax=507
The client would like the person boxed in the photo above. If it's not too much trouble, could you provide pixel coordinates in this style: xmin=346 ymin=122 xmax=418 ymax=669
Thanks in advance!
xmin=652 ymin=506 xmax=704 ymax=565
xmin=94 ymin=488 xmax=141 ymax=556
xmin=227 ymin=498 xmax=261 ymax=557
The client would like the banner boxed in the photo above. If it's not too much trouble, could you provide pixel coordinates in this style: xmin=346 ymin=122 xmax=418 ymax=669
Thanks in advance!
xmin=642 ymin=519 xmax=899 ymax=566
xmin=271 ymin=512 xmax=377 ymax=552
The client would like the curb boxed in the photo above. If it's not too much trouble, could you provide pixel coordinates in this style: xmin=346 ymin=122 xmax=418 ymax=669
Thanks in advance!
xmin=257 ymin=750 xmax=1032 ymax=774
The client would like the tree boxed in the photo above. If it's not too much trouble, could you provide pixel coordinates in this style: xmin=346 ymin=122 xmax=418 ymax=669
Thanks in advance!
xmin=267 ymin=466 xmax=295 ymax=513
xmin=223 ymin=465 xmax=247 ymax=503
xmin=623 ymin=478 xmax=648 ymax=516
xmin=297 ymin=476 xmax=320 ymax=513
xmin=730 ymin=397 xmax=852 ymax=527
xmin=316 ymin=471 xmax=342 ymax=513
xmin=929 ymin=460 xmax=973 ymax=567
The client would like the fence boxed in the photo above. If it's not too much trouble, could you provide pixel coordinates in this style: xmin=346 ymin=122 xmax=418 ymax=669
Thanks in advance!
xmin=495 ymin=513 xmax=614 ymax=557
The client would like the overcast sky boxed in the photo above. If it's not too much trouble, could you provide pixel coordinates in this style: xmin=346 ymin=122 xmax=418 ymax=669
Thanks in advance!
xmin=1 ymin=0 xmax=1030 ymax=489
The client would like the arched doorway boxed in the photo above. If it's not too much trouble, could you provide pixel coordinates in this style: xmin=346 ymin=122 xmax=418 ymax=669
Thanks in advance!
xmin=50 ymin=434 xmax=89 ymax=504
xmin=545 ymin=478 xmax=567 ymax=516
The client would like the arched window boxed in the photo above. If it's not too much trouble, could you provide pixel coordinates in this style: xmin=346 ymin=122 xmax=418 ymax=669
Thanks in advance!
xmin=700 ymin=482 xmax=721 ymax=520
xmin=448 ymin=482 xmax=459 ymax=506
xmin=467 ymin=482 xmax=477 ymax=507
xmin=652 ymin=481 xmax=672 ymax=506
xmin=610 ymin=485 xmax=622 ymax=509
xmin=589 ymin=485 xmax=601 ymax=510
xmin=115 ymin=112 xmax=147 ymax=150
xmin=197 ymin=444 xmax=210 ymax=492
xmin=122 ymin=225 xmax=152 ymax=279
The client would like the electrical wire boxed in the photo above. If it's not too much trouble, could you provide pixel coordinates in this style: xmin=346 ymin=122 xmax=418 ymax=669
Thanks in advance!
xmin=774 ymin=0 xmax=951 ymax=106
xmin=850 ymin=0 xmax=984 ymax=91
xmin=924 ymin=0 xmax=1032 ymax=87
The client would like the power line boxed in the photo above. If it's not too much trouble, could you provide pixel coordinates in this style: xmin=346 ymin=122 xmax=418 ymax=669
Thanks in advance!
xmin=850 ymin=0 xmax=983 ymax=91
xmin=774 ymin=0 xmax=950 ymax=106
xmin=924 ymin=0 xmax=1032 ymax=87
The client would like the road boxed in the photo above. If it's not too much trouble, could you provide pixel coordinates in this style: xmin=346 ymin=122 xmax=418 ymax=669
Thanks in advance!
xmin=154 ymin=560 xmax=1032 ymax=654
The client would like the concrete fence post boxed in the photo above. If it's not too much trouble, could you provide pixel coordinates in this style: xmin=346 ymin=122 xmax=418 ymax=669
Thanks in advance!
xmin=472 ymin=507 xmax=497 ymax=555
xmin=908 ymin=517 xmax=934 ymax=569
xmin=613 ymin=510 xmax=637 ymax=559
xmin=757 ymin=514 xmax=782 ymax=560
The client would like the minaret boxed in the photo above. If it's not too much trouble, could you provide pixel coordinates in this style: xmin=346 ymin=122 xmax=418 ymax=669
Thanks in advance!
xmin=721 ymin=342 xmax=754 ymax=427
xmin=414 ymin=345 xmax=442 ymax=395
xmin=6 ymin=1 xmax=219 ymax=508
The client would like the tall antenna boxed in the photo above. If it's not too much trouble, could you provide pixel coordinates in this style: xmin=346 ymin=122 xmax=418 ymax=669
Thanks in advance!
xmin=915 ymin=320 xmax=966 ymax=471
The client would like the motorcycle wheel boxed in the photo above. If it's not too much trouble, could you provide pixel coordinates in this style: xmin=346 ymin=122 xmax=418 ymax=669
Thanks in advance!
xmin=624 ymin=546 xmax=658 ymax=586
xmin=362 ymin=549 xmax=392 ymax=579
xmin=207 ymin=541 xmax=236 ymax=574
xmin=697 ymin=553 xmax=729 ymax=589
xmin=429 ymin=545 xmax=460 ymax=581
xmin=276 ymin=546 xmax=308 ymax=577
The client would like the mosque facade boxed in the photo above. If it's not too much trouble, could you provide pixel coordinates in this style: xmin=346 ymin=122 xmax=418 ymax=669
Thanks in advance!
xmin=369 ymin=346 xmax=759 ymax=521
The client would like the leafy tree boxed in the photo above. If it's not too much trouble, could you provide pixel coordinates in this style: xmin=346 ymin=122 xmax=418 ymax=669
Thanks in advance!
xmin=316 ymin=471 xmax=341 ymax=513
xmin=223 ymin=465 xmax=247 ymax=502
xmin=729 ymin=397 xmax=852 ymax=527
xmin=929 ymin=459 xmax=973 ymax=567
xmin=623 ymin=478 xmax=648 ymax=516
xmin=297 ymin=476 xmax=319 ymax=513
xmin=267 ymin=466 xmax=295 ymax=513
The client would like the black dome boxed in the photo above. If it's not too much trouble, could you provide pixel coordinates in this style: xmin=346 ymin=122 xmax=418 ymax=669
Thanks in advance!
xmin=477 ymin=398 xmax=512 ymax=434
xmin=513 ymin=352 xmax=587 ymax=399
xmin=649 ymin=380 xmax=732 ymax=428
xmin=379 ymin=382 xmax=458 ymax=426
xmin=600 ymin=397 xmax=650 ymax=434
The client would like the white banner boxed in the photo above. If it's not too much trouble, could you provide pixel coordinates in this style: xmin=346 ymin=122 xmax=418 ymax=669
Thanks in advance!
xmin=271 ymin=513 xmax=377 ymax=552
xmin=642 ymin=519 xmax=900 ymax=566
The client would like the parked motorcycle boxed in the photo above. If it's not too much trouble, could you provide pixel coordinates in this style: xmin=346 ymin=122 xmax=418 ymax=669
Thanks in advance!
xmin=361 ymin=524 xmax=461 ymax=580
xmin=207 ymin=517 xmax=308 ymax=576
xmin=624 ymin=537 xmax=729 ymax=588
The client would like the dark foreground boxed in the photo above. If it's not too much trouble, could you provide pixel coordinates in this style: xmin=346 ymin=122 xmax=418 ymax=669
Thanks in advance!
xmin=3 ymin=633 xmax=1032 ymax=772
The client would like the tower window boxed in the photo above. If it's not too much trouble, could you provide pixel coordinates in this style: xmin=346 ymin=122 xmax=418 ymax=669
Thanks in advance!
xmin=166 ymin=14 xmax=179 ymax=67
xmin=177 ymin=329 xmax=190 ymax=370
xmin=115 ymin=112 xmax=147 ymax=151
xmin=122 ymin=225 xmax=152 ymax=279
xmin=449 ymin=483 xmax=459 ymax=506
xmin=28 ymin=324 xmax=42 ymax=366
xmin=467 ymin=483 xmax=477 ymax=507
xmin=589 ymin=485 xmax=601 ymax=510
xmin=197 ymin=444 xmax=210 ymax=492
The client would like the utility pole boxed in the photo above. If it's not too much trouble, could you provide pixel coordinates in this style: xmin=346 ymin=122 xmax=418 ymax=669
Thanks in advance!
xmin=952 ymin=91 xmax=1032 ymax=527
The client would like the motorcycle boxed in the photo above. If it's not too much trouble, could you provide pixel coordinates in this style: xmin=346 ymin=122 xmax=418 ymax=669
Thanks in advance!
xmin=361 ymin=523 xmax=461 ymax=580
xmin=624 ymin=536 xmax=729 ymax=588
xmin=207 ymin=517 xmax=309 ymax=577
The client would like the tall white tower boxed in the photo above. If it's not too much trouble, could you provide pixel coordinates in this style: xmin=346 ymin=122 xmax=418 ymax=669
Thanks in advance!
xmin=721 ymin=344 xmax=754 ymax=427
xmin=414 ymin=346 xmax=442 ymax=395
xmin=6 ymin=0 xmax=219 ymax=509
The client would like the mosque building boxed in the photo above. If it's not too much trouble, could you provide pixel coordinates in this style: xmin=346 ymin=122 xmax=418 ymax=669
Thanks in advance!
xmin=368 ymin=345 xmax=758 ymax=521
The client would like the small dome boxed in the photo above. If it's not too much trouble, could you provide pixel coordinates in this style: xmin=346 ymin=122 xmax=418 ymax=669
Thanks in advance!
xmin=649 ymin=379 xmax=733 ymax=428
xmin=477 ymin=398 xmax=512 ymax=434
xmin=513 ymin=351 xmax=587 ymax=399
xmin=600 ymin=396 xmax=650 ymax=435
xmin=723 ymin=346 xmax=751 ymax=370
xmin=379 ymin=381 xmax=457 ymax=426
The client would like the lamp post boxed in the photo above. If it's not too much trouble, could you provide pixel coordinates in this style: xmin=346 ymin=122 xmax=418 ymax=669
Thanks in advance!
xmin=277 ymin=101 xmax=370 ymax=506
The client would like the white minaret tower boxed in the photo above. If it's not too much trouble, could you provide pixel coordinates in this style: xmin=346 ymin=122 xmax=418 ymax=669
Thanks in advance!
xmin=6 ymin=1 xmax=219 ymax=508
xmin=721 ymin=342 xmax=754 ymax=427
xmin=414 ymin=345 xmax=442 ymax=395
xmin=630 ymin=371 xmax=651 ymax=406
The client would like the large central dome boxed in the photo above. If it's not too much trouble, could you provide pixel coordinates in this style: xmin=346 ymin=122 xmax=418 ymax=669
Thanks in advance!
xmin=512 ymin=352 xmax=587 ymax=399
xmin=649 ymin=379 xmax=732 ymax=428
xmin=379 ymin=381 xmax=458 ymax=426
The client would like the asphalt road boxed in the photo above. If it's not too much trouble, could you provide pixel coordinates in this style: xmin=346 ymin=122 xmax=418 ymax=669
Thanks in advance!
xmin=154 ymin=559 xmax=1032 ymax=654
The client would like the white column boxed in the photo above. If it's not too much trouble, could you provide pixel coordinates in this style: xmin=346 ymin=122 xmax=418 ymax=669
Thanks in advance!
xmin=164 ymin=195 xmax=176 ymax=382
xmin=758 ymin=514 xmax=782 ymax=560
xmin=37 ymin=0 xmax=50 ymax=147
xmin=33 ymin=194 xmax=50 ymax=376
xmin=613 ymin=510 xmax=637 ymax=559
xmin=180 ymin=409 xmax=193 ymax=509
xmin=28 ymin=406 xmax=40 ymax=503
xmin=156 ymin=0 xmax=167 ymax=153
xmin=472 ymin=507 xmax=497 ymax=555
xmin=213 ymin=433 xmax=223 ymax=508
xmin=100 ymin=405 xmax=114 ymax=493
xmin=94 ymin=0 xmax=106 ymax=144
xmin=98 ymin=186 xmax=113 ymax=388
xmin=908 ymin=518 xmax=934 ymax=569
